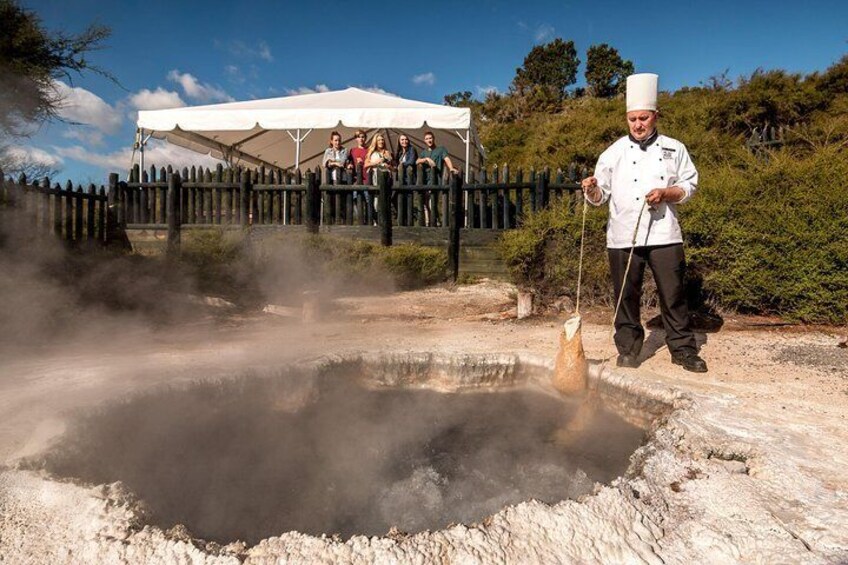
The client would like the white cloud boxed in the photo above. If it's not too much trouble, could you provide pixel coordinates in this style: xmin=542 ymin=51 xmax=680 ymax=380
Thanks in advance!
xmin=55 ymin=140 xmax=222 ymax=172
xmin=412 ymin=72 xmax=436 ymax=86
xmin=221 ymin=39 xmax=274 ymax=62
xmin=53 ymin=145 xmax=127 ymax=170
xmin=285 ymin=84 xmax=330 ymax=96
xmin=128 ymin=87 xmax=185 ymax=110
xmin=257 ymin=41 xmax=273 ymax=62
xmin=62 ymin=128 xmax=105 ymax=147
xmin=167 ymin=70 xmax=234 ymax=103
xmin=356 ymin=85 xmax=397 ymax=97
xmin=534 ymin=23 xmax=555 ymax=43
xmin=224 ymin=64 xmax=245 ymax=84
xmin=2 ymin=145 xmax=63 ymax=168
xmin=52 ymin=80 xmax=123 ymax=135
xmin=476 ymin=85 xmax=500 ymax=97
xmin=283 ymin=84 xmax=396 ymax=97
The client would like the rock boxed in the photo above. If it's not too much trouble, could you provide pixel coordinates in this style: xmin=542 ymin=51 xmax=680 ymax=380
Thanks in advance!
xmin=551 ymin=296 xmax=575 ymax=314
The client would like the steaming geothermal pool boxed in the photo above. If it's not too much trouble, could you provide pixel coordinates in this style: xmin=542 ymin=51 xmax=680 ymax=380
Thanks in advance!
xmin=33 ymin=362 xmax=644 ymax=545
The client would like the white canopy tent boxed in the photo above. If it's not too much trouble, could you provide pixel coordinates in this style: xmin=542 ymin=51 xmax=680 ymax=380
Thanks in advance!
xmin=136 ymin=87 xmax=484 ymax=178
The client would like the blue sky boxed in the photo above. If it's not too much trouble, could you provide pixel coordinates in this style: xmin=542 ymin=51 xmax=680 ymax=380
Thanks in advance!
xmin=11 ymin=0 xmax=848 ymax=183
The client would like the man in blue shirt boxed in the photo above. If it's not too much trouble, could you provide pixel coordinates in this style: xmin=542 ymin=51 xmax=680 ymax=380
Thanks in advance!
xmin=416 ymin=131 xmax=459 ymax=184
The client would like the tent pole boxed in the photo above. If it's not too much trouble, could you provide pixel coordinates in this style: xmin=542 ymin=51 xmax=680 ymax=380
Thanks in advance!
xmin=464 ymin=129 xmax=470 ymax=181
xmin=464 ymin=129 xmax=471 ymax=228
xmin=295 ymin=128 xmax=301 ymax=171
xmin=139 ymin=128 xmax=145 ymax=179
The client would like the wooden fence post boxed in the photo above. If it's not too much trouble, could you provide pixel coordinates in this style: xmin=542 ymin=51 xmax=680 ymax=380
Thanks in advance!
xmin=378 ymin=171 xmax=392 ymax=246
xmin=167 ymin=172 xmax=181 ymax=256
xmin=64 ymin=180 xmax=74 ymax=243
xmin=535 ymin=169 xmax=549 ymax=211
xmin=239 ymin=172 xmax=251 ymax=226
xmin=74 ymin=185 xmax=84 ymax=243
xmin=86 ymin=184 xmax=96 ymax=243
xmin=448 ymin=173 xmax=463 ymax=281
xmin=305 ymin=171 xmax=320 ymax=234
xmin=106 ymin=173 xmax=120 ymax=245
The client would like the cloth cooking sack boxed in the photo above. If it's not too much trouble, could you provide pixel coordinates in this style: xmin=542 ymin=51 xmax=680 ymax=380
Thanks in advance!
xmin=552 ymin=315 xmax=588 ymax=395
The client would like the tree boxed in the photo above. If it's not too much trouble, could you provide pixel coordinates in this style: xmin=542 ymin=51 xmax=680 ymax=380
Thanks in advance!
xmin=0 ymin=0 xmax=111 ymax=178
xmin=817 ymin=54 xmax=848 ymax=99
xmin=0 ymin=0 xmax=111 ymax=139
xmin=443 ymin=91 xmax=474 ymax=107
xmin=512 ymin=38 xmax=580 ymax=102
xmin=584 ymin=44 xmax=634 ymax=98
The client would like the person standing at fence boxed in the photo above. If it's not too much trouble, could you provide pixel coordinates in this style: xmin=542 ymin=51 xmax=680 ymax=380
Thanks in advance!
xmin=350 ymin=130 xmax=370 ymax=184
xmin=395 ymin=134 xmax=418 ymax=184
xmin=321 ymin=131 xmax=350 ymax=183
xmin=364 ymin=133 xmax=393 ymax=185
xmin=581 ymin=73 xmax=707 ymax=373
xmin=417 ymin=132 xmax=458 ymax=185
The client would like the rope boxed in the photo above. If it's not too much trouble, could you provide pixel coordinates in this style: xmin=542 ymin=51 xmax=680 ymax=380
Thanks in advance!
xmin=575 ymin=189 xmax=589 ymax=314
xmin=609 ymin=199 xmax=649 ymax=339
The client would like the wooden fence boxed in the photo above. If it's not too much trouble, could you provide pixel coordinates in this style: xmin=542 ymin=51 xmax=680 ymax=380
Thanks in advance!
xmin=2 ymin=161 xmax=589 ymax=279
xmin=747 ymin=125 xmax=785 ymax=154
xmin=119 ymin=162 xmax=588 ymax=230
xmin=0 ymin=169 xmax=115 ymax=245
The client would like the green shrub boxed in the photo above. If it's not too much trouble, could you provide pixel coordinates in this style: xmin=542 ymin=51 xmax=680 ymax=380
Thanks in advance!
xmin=376 ymin=243 xmax=448 ymax=289
xmin=252 ymin=233 xmax=448 ymax=304
xmin=498 ymin=146 xmax=848 ymax=324
xmin=498 ymin=201 xmax=610 ymax=305
xmin=179 ymin=228 xmax=261 ymax=307
xmin=683 ymin=147 xmax=848 ymax=323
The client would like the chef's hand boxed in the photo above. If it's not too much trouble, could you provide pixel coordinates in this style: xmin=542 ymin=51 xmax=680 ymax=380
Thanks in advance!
xmin=645 ymin=188 xmax=666 ymax=206
xmin=581 ymin=176 xmax=601 ymax=203
xmin=647 ymin=186 xmax=685 ymax=206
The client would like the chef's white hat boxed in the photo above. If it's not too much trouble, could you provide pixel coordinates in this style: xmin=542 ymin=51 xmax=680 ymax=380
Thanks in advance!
xmin=626 ymin=73 xmax=659 ymax=112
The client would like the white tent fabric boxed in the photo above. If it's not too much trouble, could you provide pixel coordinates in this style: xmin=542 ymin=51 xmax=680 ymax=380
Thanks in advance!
xmin=136 ymin=87 xmax=484 ymax=175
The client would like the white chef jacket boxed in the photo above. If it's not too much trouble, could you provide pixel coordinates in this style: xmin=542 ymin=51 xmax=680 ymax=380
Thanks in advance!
xmin=589 ymin=134 xmax=698 ymax=249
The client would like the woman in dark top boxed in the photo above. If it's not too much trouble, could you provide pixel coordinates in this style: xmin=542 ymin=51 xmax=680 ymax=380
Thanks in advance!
xmin=394 ymin=134 xmax=418 ymax=184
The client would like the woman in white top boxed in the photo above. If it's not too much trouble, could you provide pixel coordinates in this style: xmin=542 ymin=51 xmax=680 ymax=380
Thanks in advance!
xmin=321 ymin=131 xmax=350 ymax=183
xmin=363 ymin=133 xmax=393 ymax=185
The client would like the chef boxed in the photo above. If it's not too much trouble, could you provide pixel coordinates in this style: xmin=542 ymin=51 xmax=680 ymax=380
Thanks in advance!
xmin=581 ymin=73 xmax=707 ymax=373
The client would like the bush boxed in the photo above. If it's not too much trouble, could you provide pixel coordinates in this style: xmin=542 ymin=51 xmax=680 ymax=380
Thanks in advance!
xmin=498 ymin=201 xmax=610 ymax=305
xmin=497 ymin=146 xmax=848 ymax=324
xmin=683 ymin=147 xmax=848 ymax=323
xmin=251 ymin=233 xmax=448 ymax=305
xmin=180 ymin=229 xmax=262 ymax=308
xmin=377 ymin=243 xmax=448 ymax=289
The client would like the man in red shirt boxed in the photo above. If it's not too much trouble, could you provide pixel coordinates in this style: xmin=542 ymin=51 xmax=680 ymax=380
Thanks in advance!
xmin=349 ymin=130 xmax=369 ymax=185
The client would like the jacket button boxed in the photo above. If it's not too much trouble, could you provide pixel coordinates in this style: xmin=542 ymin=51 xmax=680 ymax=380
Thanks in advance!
xmin=661 ymin=176 xmax=664 ymax=180
xmin=633 ymin=161 xmax=636 ymax=164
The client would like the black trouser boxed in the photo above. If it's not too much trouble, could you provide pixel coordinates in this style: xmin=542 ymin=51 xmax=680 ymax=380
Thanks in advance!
xmin=608 ymin=243 xmax=696 ymax=357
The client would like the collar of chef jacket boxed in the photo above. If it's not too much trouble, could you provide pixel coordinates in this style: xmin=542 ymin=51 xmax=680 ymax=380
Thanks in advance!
xmin=628 ymin=129 xmax=659 ymax=151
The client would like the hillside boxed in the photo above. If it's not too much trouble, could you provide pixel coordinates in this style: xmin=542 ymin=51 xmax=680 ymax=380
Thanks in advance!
xmin=479 ymin=58 xmax=848 ymax=324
